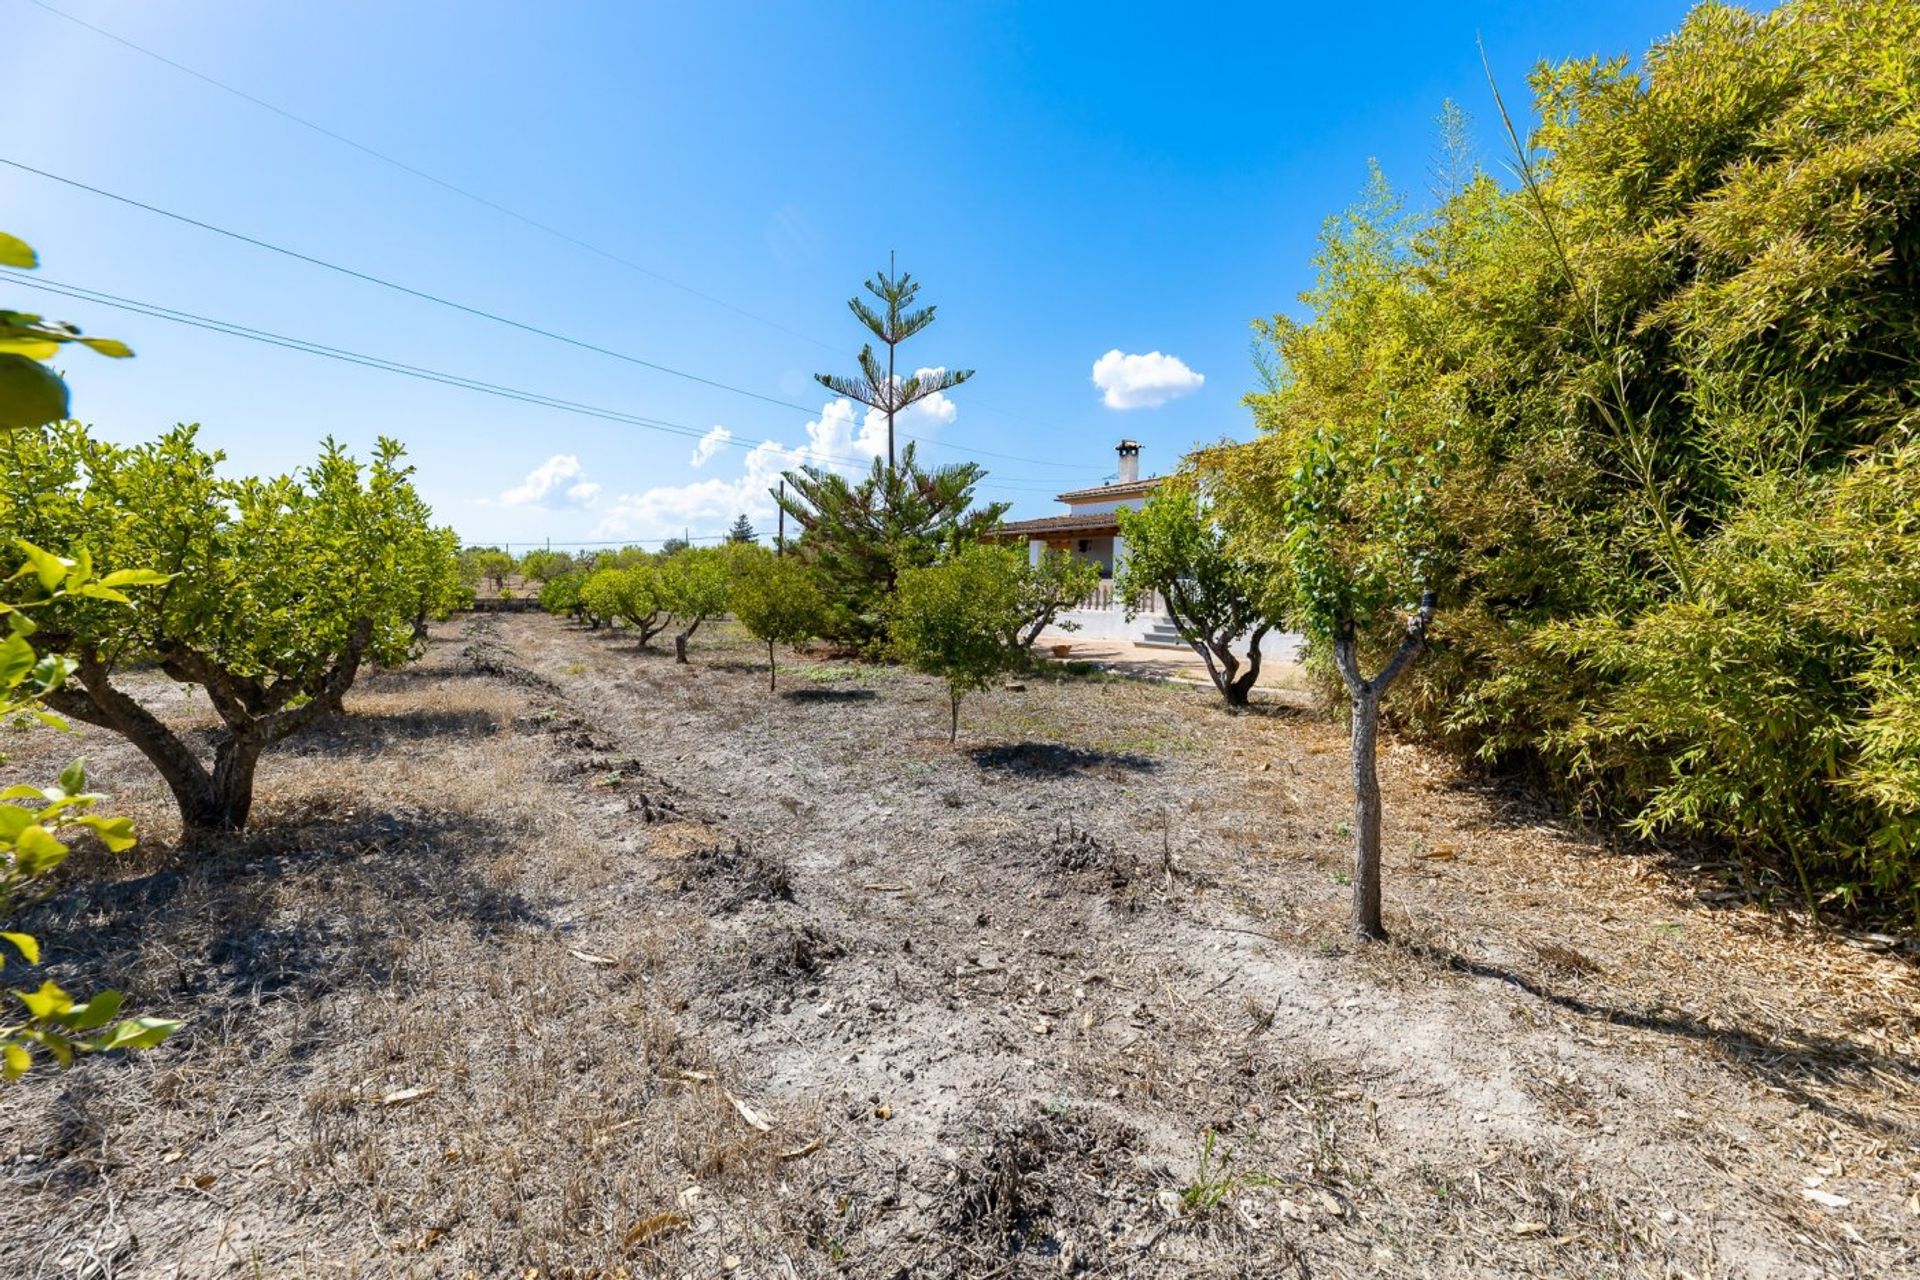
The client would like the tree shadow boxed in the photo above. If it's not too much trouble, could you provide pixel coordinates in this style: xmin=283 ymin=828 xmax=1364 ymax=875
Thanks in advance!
xmin=279 ymin=706 xmax=505 ymax=756
xmin=783 ymin=687 xmax=877 ymax=703
xmin=1418 ymin=943 xmax=1920 ymax=1137
xmin=15 ymin=807 xmax=545 ymax=1028
xmin=969 ymin=742 xmax=1159 ymax=778
xmin=1238 ymin=699 xmax=1315 ymax=723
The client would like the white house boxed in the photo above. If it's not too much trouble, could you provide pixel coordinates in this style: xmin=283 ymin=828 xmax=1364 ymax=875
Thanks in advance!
xmin=991 ymin=439 xmax=1302 ymax=662
xmin=993 ymin=440 xmax=1160 ymax=580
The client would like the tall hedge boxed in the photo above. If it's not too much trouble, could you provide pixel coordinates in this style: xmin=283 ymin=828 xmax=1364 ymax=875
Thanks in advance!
xmin=1233 ymin=0 xmax=1920 ymax=916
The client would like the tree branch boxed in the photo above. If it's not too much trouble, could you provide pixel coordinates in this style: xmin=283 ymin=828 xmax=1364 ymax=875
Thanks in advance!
xmin=1374 ymin=591 xmax=1438 ymax=694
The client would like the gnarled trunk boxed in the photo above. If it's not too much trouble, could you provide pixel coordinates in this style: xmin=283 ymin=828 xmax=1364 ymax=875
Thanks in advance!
xmin=44 ymin=624 xmax=371 ymax=840
xmin=674 ymin=615 xmax=703 ymax=665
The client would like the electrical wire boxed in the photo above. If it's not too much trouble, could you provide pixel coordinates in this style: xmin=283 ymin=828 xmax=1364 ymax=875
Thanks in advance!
xmin=4 ymin=155 xmax=1096 ymax=475
xmin=3 ymin=270 xmax=1079 ymax=497
xmin=23 ymin=0 xmax=843 ymax=356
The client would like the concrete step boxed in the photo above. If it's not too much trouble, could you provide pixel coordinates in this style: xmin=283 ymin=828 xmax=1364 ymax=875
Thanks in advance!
xmin=1138 ymin=619 xmax=1188 ymax=649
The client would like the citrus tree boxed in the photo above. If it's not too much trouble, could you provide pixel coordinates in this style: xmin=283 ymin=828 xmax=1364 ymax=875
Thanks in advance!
xmin=891 ymin=544 xmax=1023 ymax=742
xmin=580 ymin=562 xmax=670 ymax=645
xmin=539 ymin=570 xmax=590 ymax=623
xmin=461 ymin=547 xmax=514 ymax=594
xmin=0 ymin=423 xmax=463 ymax=836
xmin=518 ymin=549 xmax=574 ymax=583
xmin=1216 ymin=421 xmax=1446 ymax=941
xmin=1009 ymin=547 xmax=1100 ymax=654
xmin=729 ymin=548 xmax=827 ymax=690
xmin=1116 ymin=480 xmax=1280 ymax=709
xmin=657 ymin=546 xmax=732 ymax=664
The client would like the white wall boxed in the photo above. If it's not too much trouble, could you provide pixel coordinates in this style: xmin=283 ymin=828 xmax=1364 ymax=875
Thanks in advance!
xmin=1062 ymin=496 xmax=1144 ymax=517
xmin=1047 ymin=606 xmax=1304 ymax=662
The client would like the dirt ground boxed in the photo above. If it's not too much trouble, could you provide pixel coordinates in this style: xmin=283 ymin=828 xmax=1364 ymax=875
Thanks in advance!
xmin=1029 ymin=627 xmax=1310 ymax=695
xmin=3 ymin=612 xmax=1917 ymax=1278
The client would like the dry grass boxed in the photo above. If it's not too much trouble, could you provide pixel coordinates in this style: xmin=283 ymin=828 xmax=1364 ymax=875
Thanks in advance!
xmin=1 ymin=612 xmax=1915 ymax=1277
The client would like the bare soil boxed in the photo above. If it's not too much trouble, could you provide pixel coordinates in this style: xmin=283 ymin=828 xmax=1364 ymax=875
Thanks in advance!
xmin=3 ymin=611 xmax=1917 ymax=1278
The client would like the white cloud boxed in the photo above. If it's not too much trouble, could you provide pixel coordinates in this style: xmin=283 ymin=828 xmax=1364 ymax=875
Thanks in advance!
xmin=591 ymin=384 xmax=963 ymax=542
xmin=1091 ymin=349 xmax=1205 ymax=409
xmin=500 ymin=454 xmax=601 ymax=508
xmin=689 ymin=425 xmax=732 ymax=467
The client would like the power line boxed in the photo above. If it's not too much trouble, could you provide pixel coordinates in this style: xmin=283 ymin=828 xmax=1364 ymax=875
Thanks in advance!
xmin=3 ymin=155 xmax=1094 ymax=475
xmin=23 ymin=0 xmax=842 ymax=357
xmin=8 ymin=272 xmax=850 ymax=465
xmin=3 ymin=270 xmax=1077 ymax=497
xmin=474 ymin=536 xmax=736 ymax=549
xmin=20 ymin=1 xmax=1135 ymax=467
xmin=0 ymin=156 xmax=825 ymax=417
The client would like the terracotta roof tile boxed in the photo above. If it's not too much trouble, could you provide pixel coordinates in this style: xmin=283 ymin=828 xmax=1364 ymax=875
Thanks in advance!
xmin=1054 ymin=476 xmax=1164 ymax=504
xmin=988 ymin=512 xmax=1123 ymax=538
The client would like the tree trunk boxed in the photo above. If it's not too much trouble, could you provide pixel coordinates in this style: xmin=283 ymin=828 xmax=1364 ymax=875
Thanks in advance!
xmin=1349 ymin=688 xmax=1385 ymax=940
xmin=768 ymin=639 xmax=777 ymax=691
xmin=1331 ymin=593 xmax=1437 ymax=942
xmin=200 ymin=734 xmax=264 ymax=834
xmin=949 ymin=687 xmax=960 ymax=742
xmin=674 ymin=615 xmax=702 ymax=664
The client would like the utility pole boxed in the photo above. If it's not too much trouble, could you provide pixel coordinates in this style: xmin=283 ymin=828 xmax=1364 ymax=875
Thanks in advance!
xmin=777 ymin=479 xmax=786 ymax=557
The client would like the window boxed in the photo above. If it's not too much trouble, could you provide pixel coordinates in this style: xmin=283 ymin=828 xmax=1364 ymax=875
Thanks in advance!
xmin=1077 ymin=539 xmax=1090 ymax=553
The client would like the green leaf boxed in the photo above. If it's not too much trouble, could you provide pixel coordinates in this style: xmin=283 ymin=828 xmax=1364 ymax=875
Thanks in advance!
xmin=0 ymin=932 xmax=40 ymax=965
xmin=14 ymin=540 xmax=68 ymax=593
xmin=100 ymin=1017 xmax=179 ymax=1051
xmin=57 ymin=758 xmax=85 ymax=798
xmin=0 ymin=232 xmax=37 ymax=269
xmin=42 ymin=1034 xmax=71 ymax=1069
xmin=0 ymin=353 xmax=69 ymax=430
xmin=96 ymin=568 xmax=173 ymax=589
xmin=14 ymin=979 xmax=72 ymax=1021
xmin=78 ymin=337 xmax=133 ymax=359
xmin=76 ymin=814 xmax=136 ymax=853
xmin=74 ymin=583 xmax=131 ymax=604
xmin=65 ymin=988 xmax=123 ymax=1031
xmin=64 ymin=546 xmax=92 ymax=591
xmin=12 ymin=823 xmax=69 ymax=875
xmin=2 ymin=1042 xmax=29 ymax=1079
xmin=0 ymin=633 xmax=33 ymax=688
xmin=24 ymin=653 xmax=75 ymax=693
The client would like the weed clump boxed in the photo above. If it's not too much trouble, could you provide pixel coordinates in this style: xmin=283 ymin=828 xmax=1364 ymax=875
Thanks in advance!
xmin=682 ymin=838 xmax=794 ymax=911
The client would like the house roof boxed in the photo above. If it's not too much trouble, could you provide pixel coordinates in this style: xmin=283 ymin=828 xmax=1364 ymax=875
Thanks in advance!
xmin=989 ymin=511 xmax=1123 ymax=539
xmin=1055 ymin=476 xmax=1163 ymax=505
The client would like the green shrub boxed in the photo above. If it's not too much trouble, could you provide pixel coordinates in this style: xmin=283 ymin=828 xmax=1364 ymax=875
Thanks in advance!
xmin=730 ymin=549 xmax=828 ymax=689
xmin=775 ymin=443 xmax=1007 ymax=652
xmin=890 ymin=544 xmax=1023 ymax=741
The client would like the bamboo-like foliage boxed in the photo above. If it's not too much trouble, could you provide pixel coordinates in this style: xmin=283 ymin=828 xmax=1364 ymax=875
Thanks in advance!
xmin=1230 ymin=0 xmax=1920 ymax=920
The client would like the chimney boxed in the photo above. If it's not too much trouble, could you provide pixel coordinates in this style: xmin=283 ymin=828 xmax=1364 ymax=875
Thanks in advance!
xmin=1116 ymin=439 xmax=1141 ymax=484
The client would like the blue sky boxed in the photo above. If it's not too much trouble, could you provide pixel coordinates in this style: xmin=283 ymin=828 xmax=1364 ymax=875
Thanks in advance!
xmin=4 ymin=0 xmax=1697 ymax=548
